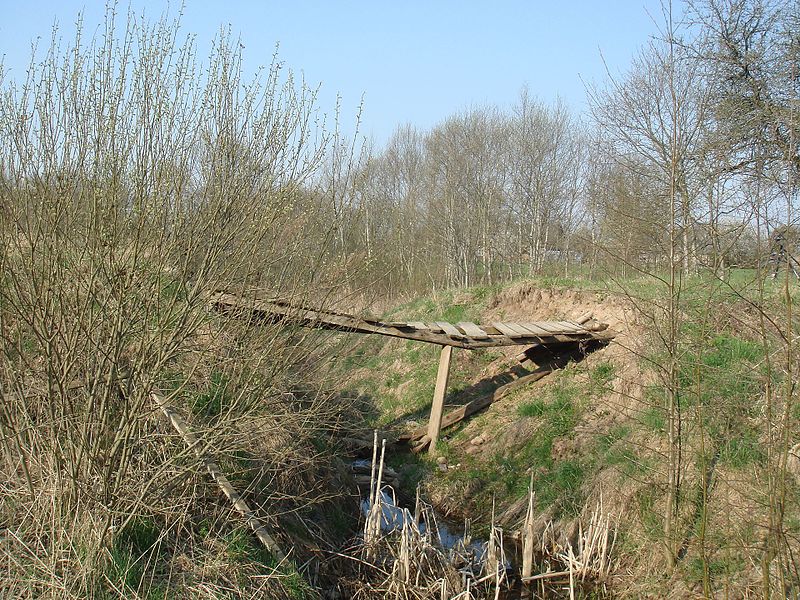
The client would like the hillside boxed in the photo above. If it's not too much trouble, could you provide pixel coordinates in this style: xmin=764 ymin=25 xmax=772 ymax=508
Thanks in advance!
xmin=334 ymin=275 xmax=800 ymax=598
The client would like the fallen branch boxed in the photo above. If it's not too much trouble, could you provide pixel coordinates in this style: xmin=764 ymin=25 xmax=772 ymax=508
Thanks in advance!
xmin=151 ymin=392 xmax=285 ymax=560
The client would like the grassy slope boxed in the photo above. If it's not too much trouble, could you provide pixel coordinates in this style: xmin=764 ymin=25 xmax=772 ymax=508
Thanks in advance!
xmin=334 ymin=270 xmax=800 ymax=597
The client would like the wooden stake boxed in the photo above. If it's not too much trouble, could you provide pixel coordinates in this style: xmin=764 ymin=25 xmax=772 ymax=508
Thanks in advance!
xmin=427 ymin=345 xmax=453 ymax=455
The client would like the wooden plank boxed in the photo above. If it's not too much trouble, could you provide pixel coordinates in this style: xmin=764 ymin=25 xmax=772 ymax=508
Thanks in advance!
xmin=520 ymin=323 xmax=555 ymax=336
xmin=427 ymin=345 xmax=453 ymax=455
xmin=411 ymin=435 xmax=431 ymax=454
xmin=554 ymin=320 xmax=584 ymax=332
xmin=520 ymin=322 xmax=582 ymax=340
xmin=456 ymin=321 xmax=490 ymax=339
xmin=513 ymin=323 xmax=552 ymax=336
xmin=493 ymin=322 xmax=527 ymax=338
xmin=548 ymin=321 xmax=579 ymax=333
xmin=506 ymin=322 xmax=537 ymax=336
xmin=514 ymin=316 xmax=594 ymax=362
xmin=213 ymin=292 xmax=615 ymax=349
xmin=533 ymin=321 xmax=566 ymax=334
xmin=436 ymin=321 xmax=464 ymax=338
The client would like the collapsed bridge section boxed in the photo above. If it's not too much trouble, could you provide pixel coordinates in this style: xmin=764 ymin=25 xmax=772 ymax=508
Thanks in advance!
xmin=211 ymin=291 xmax=616 ymax=453
xmin=211 ymin=292 xmax=613 ymax=348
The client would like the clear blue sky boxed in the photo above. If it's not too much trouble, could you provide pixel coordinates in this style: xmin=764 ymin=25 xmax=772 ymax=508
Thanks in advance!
xmin=0 ymin=1 xmax=672 ymax=147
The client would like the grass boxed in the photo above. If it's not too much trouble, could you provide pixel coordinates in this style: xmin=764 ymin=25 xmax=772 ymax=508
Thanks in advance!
xmin=517 ymin=374 xmax=580 ymax=423
xmin=635 ymin=485 xmax=665 ymax=541
xmin=677 ymin=332 xmax=765 ymax=469
xmin=226 ymin=528 xmax=274 ymax=565
xmin=191 ymin=370 xmax=231 ymax=419
xmin=108 ymin=515 xmax=316 ymax=598
xmin=717 ymin=431 xmax=765 ymax=468
xmin=385 ymin=287 xmax=492 ymax=323
xmin=107 ymin=517 xmax=164 ymax=595
xmin=594 ymin=424 xmax=649 ymax=477
xmin=339 ymin=336 xmax=387 ymax=371
xmin=640 ymin=404 xmax=666 ymax=433
xmin=591 ymin=361 xmax=616 ymax=384
xmin=518 ymin=398 xmax=548 ymax=418
xmin=432 ymin=370 xmax=591 ymax=517
xmin=223 ymin=529 xmax=312 ymax=599
xmin=528 ymin=265 xmax=800 ymax=311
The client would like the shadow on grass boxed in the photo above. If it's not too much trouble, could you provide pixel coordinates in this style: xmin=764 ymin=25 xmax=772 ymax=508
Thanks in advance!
xmin=386 ymin=340 xmax=609 ymax=436
xmin=384 ymin=362 xmax=533 ymax=429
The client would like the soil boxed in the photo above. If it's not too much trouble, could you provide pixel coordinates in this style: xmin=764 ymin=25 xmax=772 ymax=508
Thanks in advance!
xmin=448 ymin=282 xmax=654 ymax=461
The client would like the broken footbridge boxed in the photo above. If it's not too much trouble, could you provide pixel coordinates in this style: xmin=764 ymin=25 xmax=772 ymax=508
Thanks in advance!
xmin=211 ymin=292 xmax=616 ymax=453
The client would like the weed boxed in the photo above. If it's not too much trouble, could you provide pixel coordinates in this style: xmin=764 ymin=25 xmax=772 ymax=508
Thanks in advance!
xmin=718 ymin=431 xmax=765 ymax=468
xmin=591 ymin=361 xmax=616 ymax=384
xmin=385 ymin=372 xmax=403 ymax=389
xmin=387 ymin=451 xmax=428 ymax=492
xmin=224 ymin=529 xmax=311 ymax=599
xmin=226 ymin=528 xmax=275 ymax=566
xmin=597 ymin=424 xmax=630 ymax=451
xmin=191 ymin=370 xmax=230 ymax=418
xmin=116 ymin=517 xmax=161 ymax=558
xmin=518 ymin=398 xmax=547 ymax=417
xmin=546 ymin=459 xmax=586 ymax=514
xmin=594 ymin=425 xmax=646 ymax=475
xmin=686 ymin=553 xmax=744 ymax=584
xmin=470 ymin=284 xmax=500 ymax=303
xmin=640 ymin=406 xmax=666 ymax=432
xmin=636 ymin=486 xmax=664 ymax=541
xmin=108 ymin=517 xmax=163 ymax=592
xmin=159 ymin=277 xmax=187 ymax=302
xmin=447 ymin=372 xmax=591 ymax=516
xmin=442 ymin=303 xmax=470 ymax=323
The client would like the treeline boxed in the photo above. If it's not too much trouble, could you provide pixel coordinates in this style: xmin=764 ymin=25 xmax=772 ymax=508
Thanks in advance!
xmin=351 ymin=94 xmax=585 ymax=291
xmin=324 ymin=0 xmax=798 ymax=296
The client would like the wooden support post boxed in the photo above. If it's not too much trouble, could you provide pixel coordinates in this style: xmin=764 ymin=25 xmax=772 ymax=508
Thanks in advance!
xmin=427 ymin=345 xmax=453 ymax=455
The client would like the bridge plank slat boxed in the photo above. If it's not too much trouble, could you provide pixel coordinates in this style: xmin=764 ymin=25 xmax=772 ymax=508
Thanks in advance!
xmin=436 ymin=321 xmax=464 ymax=338
xmin=456 ymin=322 xmax=490 ymax=339
xmin=506 ymin=322 xmax=537 ymax=336
xmin=493 ymin=322 xmax=527 ymax=338
xmin=533 ymin=322 xmax=565 ymax=334
xmin=519 ymin=323 xmax=552 ymax=336
xmin=556 ymin=320 xmax=584 ymax=332
xmin=512 ymin=323 xmax=549 ymax=336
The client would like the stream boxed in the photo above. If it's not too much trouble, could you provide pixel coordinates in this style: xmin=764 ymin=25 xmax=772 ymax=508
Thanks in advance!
xmin=352 ymin=459 xmax=513 ymax=574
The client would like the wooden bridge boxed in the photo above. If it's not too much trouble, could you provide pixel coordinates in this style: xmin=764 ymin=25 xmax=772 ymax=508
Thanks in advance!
xmin=211 ymin=292 xmax=612 ymax=348
xmin=211 ymin=292 xmax=615 ymax=453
